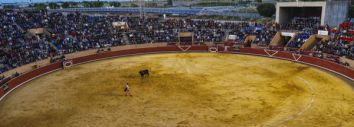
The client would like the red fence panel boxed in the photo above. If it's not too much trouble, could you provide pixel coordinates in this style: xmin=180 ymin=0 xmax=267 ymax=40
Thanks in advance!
xmin=240 ymin=48 xmax=267 ymax=55
xmin=273 ymin=51 xmax=293 ymax=60
xmin=6 ymin=62 xmax=62 ymax=89
xmin=300 ymin=55 xmax=354 ymax=79
xmin=0 ymin=89 xmax=4 ymax=98
xmin=240 ymin=48 xmax=354 ymax=80
xmin=72 ymin=46 xmax=208 ymax=65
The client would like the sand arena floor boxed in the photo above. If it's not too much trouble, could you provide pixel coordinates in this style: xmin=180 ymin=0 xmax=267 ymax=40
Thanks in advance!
xmin=0 ymin=53 xmax=353 ymax=127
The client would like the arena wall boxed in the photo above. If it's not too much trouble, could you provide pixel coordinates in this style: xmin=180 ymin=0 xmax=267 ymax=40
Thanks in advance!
xmin=239 ymin=48 xmax=354 ymax=80
xmin=65 ymin=43 xmax=168 ymax=60
xmin=0 ymin=45 xmax=353 ymax=101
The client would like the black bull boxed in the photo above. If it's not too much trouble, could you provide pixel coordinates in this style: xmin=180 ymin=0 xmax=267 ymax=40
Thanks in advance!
xmin=139 ymin=69 xmax=149 ymax=78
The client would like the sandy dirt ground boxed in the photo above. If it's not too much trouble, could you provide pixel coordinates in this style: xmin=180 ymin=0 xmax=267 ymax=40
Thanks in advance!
xmin=0 ymin=53 xmax=353 ymax=127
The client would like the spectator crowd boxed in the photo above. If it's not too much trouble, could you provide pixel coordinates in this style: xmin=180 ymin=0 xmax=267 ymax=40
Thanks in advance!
xmin=314 ymin=21 xmax=354 ymax=60
xmin=0 ymin=9 xmax=352 ymax=76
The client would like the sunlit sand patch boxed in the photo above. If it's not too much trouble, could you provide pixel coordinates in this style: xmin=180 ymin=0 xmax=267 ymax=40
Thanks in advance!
xmin=0 ymin=53 xmax=353 ymax=127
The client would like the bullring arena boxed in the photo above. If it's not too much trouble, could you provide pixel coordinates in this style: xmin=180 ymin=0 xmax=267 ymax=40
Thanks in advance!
xmin=0 ymin=44 xmax=353 ymax=127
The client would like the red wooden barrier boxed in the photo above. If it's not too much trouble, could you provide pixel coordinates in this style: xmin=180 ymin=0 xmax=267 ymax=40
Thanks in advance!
xmin=6 ymin=62 xmax=63 ymax=89
xmin=300 ymin=55 xmax=354 ymax=79
xmin=72 ymin=46 xmax=208 ymax=64
xmin=0 ymin=89 xmax=4 ymax=98
xmin=240 ymin=48 xmax=354 ymax=80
